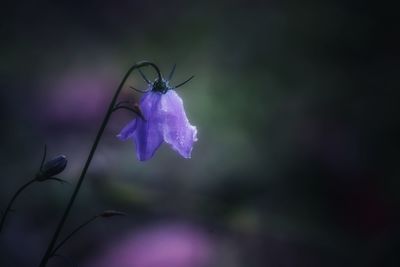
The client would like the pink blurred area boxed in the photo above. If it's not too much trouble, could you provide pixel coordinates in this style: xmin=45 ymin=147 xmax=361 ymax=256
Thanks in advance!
xmin=85 ymin=222 xmax=214 ymax=267
xmin=38 ymin=68 xmax=120 ymax=126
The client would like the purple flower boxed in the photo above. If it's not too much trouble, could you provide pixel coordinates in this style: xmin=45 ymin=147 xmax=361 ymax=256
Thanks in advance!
xmin=117 ymin=76 xmax=197 ymax=161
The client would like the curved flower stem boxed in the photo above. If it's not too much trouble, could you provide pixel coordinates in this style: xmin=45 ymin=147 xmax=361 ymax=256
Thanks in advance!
xmin=38 ymin=61 xmax=161 ymax=267
xmin=50 ymin=216 xmax=98 ymax=257
xmin=0 ymin=178 xmax=36 ymax=234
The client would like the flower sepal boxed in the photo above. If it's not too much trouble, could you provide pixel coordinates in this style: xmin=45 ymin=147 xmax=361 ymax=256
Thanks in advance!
xmin=152 ymin=78 xmax=170 ymax=94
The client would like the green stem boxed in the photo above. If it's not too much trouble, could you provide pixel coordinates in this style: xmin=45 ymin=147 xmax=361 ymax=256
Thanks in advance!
xmin=38 ymin=61 xmax=161 ymax=267
xmin=0 ymin=178 xmax=36 ymax=234
xmin=50 ymin=216 xmax=98 ymax=257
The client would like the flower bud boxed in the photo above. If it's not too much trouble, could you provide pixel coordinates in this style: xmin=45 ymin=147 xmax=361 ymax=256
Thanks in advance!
xmin=98 ymin=210 xmax=127 ymax=218
xmin=36 ymin=155 xmax=67 ymax=181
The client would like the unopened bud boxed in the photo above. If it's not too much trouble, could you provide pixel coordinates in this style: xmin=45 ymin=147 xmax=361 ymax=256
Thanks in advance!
xmin=36 ymin=155 xmax=67 ymax=181
xmin=98 ymin=210 xmax=127 ymax=218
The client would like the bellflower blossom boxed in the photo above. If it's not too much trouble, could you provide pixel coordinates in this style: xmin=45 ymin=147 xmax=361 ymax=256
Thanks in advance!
xmin=117 ymin=70 xmax=197 ymax=161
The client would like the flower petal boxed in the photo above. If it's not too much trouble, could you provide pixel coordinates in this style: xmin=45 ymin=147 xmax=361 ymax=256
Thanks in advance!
xmin=159 ymin=90 xmax=198 ymax=158
xmin=117 ymin=119 xmax=137 ymax=141
xmin=132 ymin=92 xmax=164 ymax=161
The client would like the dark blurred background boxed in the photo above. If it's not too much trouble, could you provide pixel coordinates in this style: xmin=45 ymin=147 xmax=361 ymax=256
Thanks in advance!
xmin=1 ymin=0 xmax=399 ymax=266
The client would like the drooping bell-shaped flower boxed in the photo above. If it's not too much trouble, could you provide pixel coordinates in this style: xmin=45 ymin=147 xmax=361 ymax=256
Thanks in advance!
xmin=117 ymin=73 xmax=197 ymax=161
